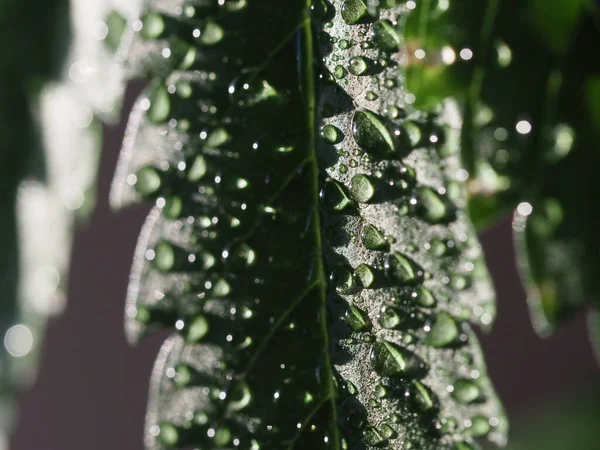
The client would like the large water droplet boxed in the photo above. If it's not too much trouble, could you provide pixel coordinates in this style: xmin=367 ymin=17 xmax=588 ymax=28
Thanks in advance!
xmin=361 ymin=225 xmax=388 ymax=251
xmin=373 ymin=19 xmax=401 ymax=51
xmin=379 ymin=306 xmax=401 ymax=329
xmin=370 ymin=340 xmax=424 ymax=378
xmin=185 ymin=314 xmax=210 ymax=343
xmin=196 ymin=20 xmax=224 ymax=46
xmin=352 ymin=110 xmax=395 ymax=158
xmin=321 ymin=124 xmax=342 ymax=144
xmin=355 ymin=263 xmax=375 ymax=288
xmin=385 ymin=253 xmax=420 ymax=285
xmin=410 ymin=381 xmax=435 ymax=411
xmin=363 ymin=426 xmax=386 ymax=446
xmin=321 ymin=180 xmax=354 ymax=213
xmin=349 ymin=56 xmax=369 ymax=76
xmin=469 ymin=415 xmax=490 ymax=437
xmin=158 ymin=423 xmax=180 ymax=446
xmin=350 ymin=174 xmax=375 ymax=203
xmin=187 ymin=155 xmax=207 ymax=182
xmin=341 ymin=0 xmax=369 ymax=25
xmin=147 ymin=85 xmax=171 ymax=123
xmin=452 ymin=379 xmax=481 ymax=404
xmin=416 ymin=187 xmax=453 ymax=223
xmin=345 ymin=304 xmax=371 ymax=331
xmin=135 ymin=166 xmax=162 ymax=197
xmin=331 ymin=265 xmax=358 ymax=294
xmin=426 ymin=312 xmax=459 ymax=348
xmin=141 ymin=13 xmax=165 ymax=40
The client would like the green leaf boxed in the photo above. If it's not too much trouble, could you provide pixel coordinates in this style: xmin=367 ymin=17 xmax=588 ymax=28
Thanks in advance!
xmin=112 ymin=2 xmax=505 ymax=449
xmin=407 ymin=0 xmax=600 ymax=334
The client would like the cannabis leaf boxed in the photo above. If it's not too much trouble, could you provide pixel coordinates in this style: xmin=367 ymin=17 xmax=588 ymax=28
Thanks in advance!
xmin=112 ymin=1 xmax=506 ymax=449
xmin=404 ymin=0 xmax=600 ymax=340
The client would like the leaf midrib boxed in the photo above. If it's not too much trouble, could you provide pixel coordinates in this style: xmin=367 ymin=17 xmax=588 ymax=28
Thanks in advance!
xmin=302 ymin=4 xmax=341 ymax=449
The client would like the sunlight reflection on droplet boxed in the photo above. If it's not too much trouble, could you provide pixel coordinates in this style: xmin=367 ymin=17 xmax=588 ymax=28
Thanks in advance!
xmin=517 ymin=202 xmax=533 ymax=216
xmin=459 ymin=48 xmax=473 ymax=60
xmin=441 ymin=46 xmax=456 ymax=65
xmin=516 ymin=120 xmax=532 ymax=134
xmin=4 ymin=325 xmax=35 ymax=357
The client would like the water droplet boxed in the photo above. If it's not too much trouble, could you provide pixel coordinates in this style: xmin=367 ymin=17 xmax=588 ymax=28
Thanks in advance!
xmin=415 ymin=287 xmax=437 ymax=308
xmin=355 ymin=263 xmax=375 ymax=288
xmin=163 ymin=195 xmax=183 ymax=218
xmin=416 ymin=187 xmax=453 ymax=223
xmin=227 ymin=243 xmax=257 ymax=268
xmin=469 ymin=415 xmax=490 ymax=437
xmin=341 ymin=0 xmax=369 ymax=24
xmin=187 ymin=155 xmax=207 ymax=182
xmin=345 ymin=304 xmax=371 ymax=331
xmin=153 ymin=240 xmax=176 ymax=272
xmin=380 ymin=423 xmax=396 ymax=439
xmin=426 ymin=312 xmax=459 ymax=348
xmin=361 ymin=225 xmax=388 ymax=251
xmin=206 ymin=127 xmax=231 ymax=148
xmin=212 ymin=427 xmax=232 ymax=446
xmin=379 ymin=306 xmax=401 ymax=329
xmin=385 ymin=253 xmax=420 ymax=285
xmin=321 ymin=124 xmax=342 ymax=144
xmin=353 ymin=109 xmax=395 ymax=158
xmin=141 ymin=13 xmax=165 ymax=39
xmin=373 ymin=19 xmax=401 ymax=51
xmin=331 ymin=265 xmax=358 ymax=294
xmin=453 ymin=441 xmax=481 ymax=450
xmin=370 ymin=340 xmax=424 ymax=378
xmin=158 ymin=423 xmax=179 ymax=446
xmin=229 ymin=75 xmax=280 ymax=107
xmin=185 ymin=314 xmax=210 ymax=343
xmin=410 ymin=381 xmax=435 ymax=411
xmin=135 ymin=166 xmax=162 ymax=197
xmin=374 ymin=384 xmax=387 ymax=398
xmin=451 ymin=379 xmax=481 ymax=404
xmin=196 ymin=20 xmax=224 ymax=46
xmin=350 ymin=174 xmax=375 ymax=203
xmin=147 ymin=85 xmax=171 ymax=123
xmin=349 ymin=56 xmax=369 ymax=75
xmin=338 ymin=39 xmax=351 ymax=49
xmin=334 ymin=64 xmax=348 ymax=79
xmin=227 ymin=381 xmax=253 ymax=412
xmin=366 ymin=91 xmax=379 ymax=101
xmin=363 ymin=426 xmax=386 ymax=446
xmin=321 ymin=180 xmax=354 ymax=213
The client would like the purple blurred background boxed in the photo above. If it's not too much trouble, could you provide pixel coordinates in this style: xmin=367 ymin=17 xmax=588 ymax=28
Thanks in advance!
xmin=10 ymin=85 xmax=600 ymax=450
